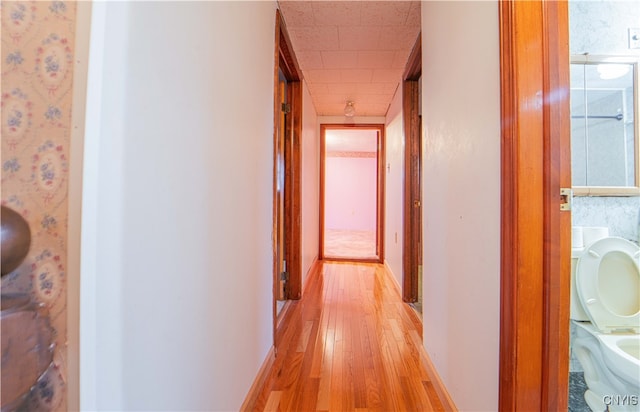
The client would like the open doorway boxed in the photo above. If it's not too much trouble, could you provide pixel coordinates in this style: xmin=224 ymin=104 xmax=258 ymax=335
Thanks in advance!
xmin=319 ymin=124 xmax=385 ymax=263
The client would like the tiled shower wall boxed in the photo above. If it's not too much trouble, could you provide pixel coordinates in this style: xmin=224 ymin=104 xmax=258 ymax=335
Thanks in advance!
xmin=1 ymin=1 xmax=77 ymax=409
xmin=573 ymin=196 xmax=640 ymax=244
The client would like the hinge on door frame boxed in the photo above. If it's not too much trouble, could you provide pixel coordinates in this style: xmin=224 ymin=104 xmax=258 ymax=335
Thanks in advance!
xmin=281 ymin=260 xmax=288 ymax=281
xmin=281 ymin=103 xmax=291 ymax=114
xmin=560 ymin=188 xmax=572 ymax=211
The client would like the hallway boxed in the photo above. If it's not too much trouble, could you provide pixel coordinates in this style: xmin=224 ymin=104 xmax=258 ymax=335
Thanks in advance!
xmin=252 ymin=261 xmax=447 ymax=411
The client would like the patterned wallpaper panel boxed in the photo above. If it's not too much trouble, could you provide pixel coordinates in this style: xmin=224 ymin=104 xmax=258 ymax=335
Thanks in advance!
xmin=1 ymin=1 xmax=77 ymax=410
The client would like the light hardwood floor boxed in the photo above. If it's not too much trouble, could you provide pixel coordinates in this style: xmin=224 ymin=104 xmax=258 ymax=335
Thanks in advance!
xmin=252 ymin=261 xmax=448 ymax=411
xmin=323 ymin=230 xmax=377 ymax=260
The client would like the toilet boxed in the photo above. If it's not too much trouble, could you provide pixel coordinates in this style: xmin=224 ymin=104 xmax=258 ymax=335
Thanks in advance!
xmin=571 ymin=234 xmax=640 ymax=412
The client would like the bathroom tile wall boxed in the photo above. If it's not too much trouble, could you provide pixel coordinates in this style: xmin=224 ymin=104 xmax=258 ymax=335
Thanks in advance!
xmin=569 ymin=0 xmax=640 ymax=376
xmin=573 ymin=196 xmax=640 ymax=244
xmin=570 ymin=0 xmax=640 ymax=244
xmin=1 ymin=1 xmax=76 ymax=410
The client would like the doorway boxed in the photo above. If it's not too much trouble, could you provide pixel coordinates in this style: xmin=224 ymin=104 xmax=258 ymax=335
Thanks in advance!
xmin=402 ymin=34 xmax=423 ymax=310
xmin=273 ymin=10 xmax=303 ymax=355
xmin=319 ymin=124 xmax=385 ymax=263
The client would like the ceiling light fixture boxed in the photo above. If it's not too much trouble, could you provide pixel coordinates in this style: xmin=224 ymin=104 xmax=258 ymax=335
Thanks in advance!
xmin=597 ymin=63 xmax=630 ymax=80
xmin=344 ymin=100 xmax=356 ymax=117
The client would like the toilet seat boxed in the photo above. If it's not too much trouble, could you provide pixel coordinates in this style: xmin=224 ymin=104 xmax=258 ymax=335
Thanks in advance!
xmin=576 ymin=237 xmax=640 ymax=334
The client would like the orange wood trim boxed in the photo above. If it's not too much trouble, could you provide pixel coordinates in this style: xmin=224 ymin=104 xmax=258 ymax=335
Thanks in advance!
xmin=541 ymin=2 xmax=571 ymax=410
xmin=287 ymin=81 xmax=303 ymax=300
xmin=402 ymin=80 xmax=421 ymax=303
xmin=403 ymin=33 xmax=422 ymax=81
xmin=239 ymin=346 xmax=276 ymax=412
xmin=499 ymin=1 xmax=571 ymax=411
xmin=273 ymin=10 xmax=304 ymax=352
xmin=377 ymin=125 xmax=385 ymax=263
xmin=402 ymin=33 xmax=422 ymax=304
xmin=277 ymin=11 xmax=301 ymax=82
xmin=319 ymin=124 xmax=327 ymax=260
xmin=272 ymin=9 xmax=283 ymax=351
xmin=499 ymin=2 xmax=545 ymax=411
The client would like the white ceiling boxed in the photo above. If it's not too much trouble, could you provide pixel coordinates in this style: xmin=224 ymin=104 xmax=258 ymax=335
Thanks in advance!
xmin=278 ymin=1 xmax=421 ymax=117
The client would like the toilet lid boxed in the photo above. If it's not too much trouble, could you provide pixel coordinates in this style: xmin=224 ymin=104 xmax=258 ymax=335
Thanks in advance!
xmin=576 ymin=237 xmax=640 ymax=333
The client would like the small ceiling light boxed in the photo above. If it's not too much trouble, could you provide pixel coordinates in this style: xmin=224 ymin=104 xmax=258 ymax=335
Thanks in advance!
xmin=344 ymin=100 xmax=356 ymax=117
xmin=597 ymin=63 xmax=630 ymax=80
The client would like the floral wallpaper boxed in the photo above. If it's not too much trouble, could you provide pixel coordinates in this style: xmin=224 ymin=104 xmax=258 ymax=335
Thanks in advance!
xmin=1 ymin=1 xmax=77 ymax=410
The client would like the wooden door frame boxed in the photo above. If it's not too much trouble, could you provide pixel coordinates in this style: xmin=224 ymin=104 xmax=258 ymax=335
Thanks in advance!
xmin=499 ymin=1 xmax=571 ymax=411
xmin=272 ymin=9 xmax=303 ymax=353
xmin=319 ymin=123 xmax=385 ymax=264
xmin=402 ymin=34 xmax=422 ymax=303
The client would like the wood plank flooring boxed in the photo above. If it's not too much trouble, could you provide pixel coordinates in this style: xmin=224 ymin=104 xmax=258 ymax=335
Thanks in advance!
xmin=323 ymin=230 xmax=377 ymax=260
xmin=253 ymin=261 xmax=446 ymax=411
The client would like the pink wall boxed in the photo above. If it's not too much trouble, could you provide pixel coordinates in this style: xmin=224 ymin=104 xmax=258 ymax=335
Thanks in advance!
xmin=324 ymin=156 xmax=377 ymax=231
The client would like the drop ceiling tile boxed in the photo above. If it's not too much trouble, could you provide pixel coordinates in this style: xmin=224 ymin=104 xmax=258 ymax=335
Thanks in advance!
xmin=312 ymin=1 xmax=362 ymax=26
xmin=338 ymin=26 xmax=381 ymax=51
xmin=407 ymin=1 xmax=422 ymax=27
xmin=354 ymin=102 xmax=390 ymax=115
xmin=378 ymin=26 xmax=420 ymax=50
xmin=304 ymin=82 xmax=329 ymax=95
xmin=278 ymin=1 xmax=315 ymax=27
xmin=360 ymin=1 xmax=412 ymax=26
xmin=296 ymin=51 xmax=324 ymax=70
xmin=326 ymin=83 xmax=358 ymax=95
xmin=315 ymin=103 xmax=345 ymax=116
xmin=288 ymin=26 xmax=340 ymax=51
xmin=341 ymin=69 xmax=373 ymax=83
xmin=357 ymin=51 xmax=396 ymax=69
xmin=392 ymin=49 xmax=411 ymax=69
xmin=321 ymin=51 xmax=359 ymax=69
xmin=355 ymin=94 xmax=394 ymax=105
xmin=313 ymin=94 xmax=347 ymax=104
xmin=357 ymin=82 xmax=399 ymax=95
xmin=371 ymin=68 xmax=402 ymax=83
xmin=305 ymin=69 xmax=342 ymax=83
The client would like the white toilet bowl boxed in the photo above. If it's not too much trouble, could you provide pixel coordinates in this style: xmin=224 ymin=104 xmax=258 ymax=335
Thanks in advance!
xmin=571 ymin=236 xmax=640 ymax=412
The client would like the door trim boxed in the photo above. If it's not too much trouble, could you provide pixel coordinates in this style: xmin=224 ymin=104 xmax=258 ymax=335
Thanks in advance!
xmin=272 ymin=9 xmax=303 ymax=354
xmin=402 ymin=34 xmax=422 ymax=303
xmin=498 ymin=1 xmax=571 ymax=410
xmin=319 ymin=123 xmax=385 ymax=264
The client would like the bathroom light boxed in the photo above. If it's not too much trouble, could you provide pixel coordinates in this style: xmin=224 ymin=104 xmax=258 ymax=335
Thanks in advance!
xmin=344 ymin=101 xmax=356 ymax=117
xmin=597 ymin=64 xmax=630 ymax=80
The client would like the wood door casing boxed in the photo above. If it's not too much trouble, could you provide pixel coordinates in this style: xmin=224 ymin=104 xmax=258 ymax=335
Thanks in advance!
xmin=273 ymin=9 xmax=303 ymax=355
xmin=402 ymin=34 xmax=422 ymax=303
xmin=499 ymin=1 xmax=571 ymax=411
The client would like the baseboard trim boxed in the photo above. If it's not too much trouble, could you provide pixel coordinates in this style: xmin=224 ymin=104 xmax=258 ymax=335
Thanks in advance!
xmin=239 ymin=346 xmax=275 ymax=412
xmin=303 ymin=256 xmax=320 ymax=290
xmin=383 ymin=260 xmax=403 ymax=295
xmin=409 ymin=331 xmax=459 ymax=412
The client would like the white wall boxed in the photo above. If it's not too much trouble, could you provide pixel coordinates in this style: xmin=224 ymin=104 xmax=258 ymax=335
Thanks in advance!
xmin=384 ymin=86 xmax=404 ymax=288
xmin=421 ymin=2 xmax=501 ymax=411
xmin=301 ymin=82 xmax=319 ymax=286
xmin=81 ymin=2 xmax=277 ymax=410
